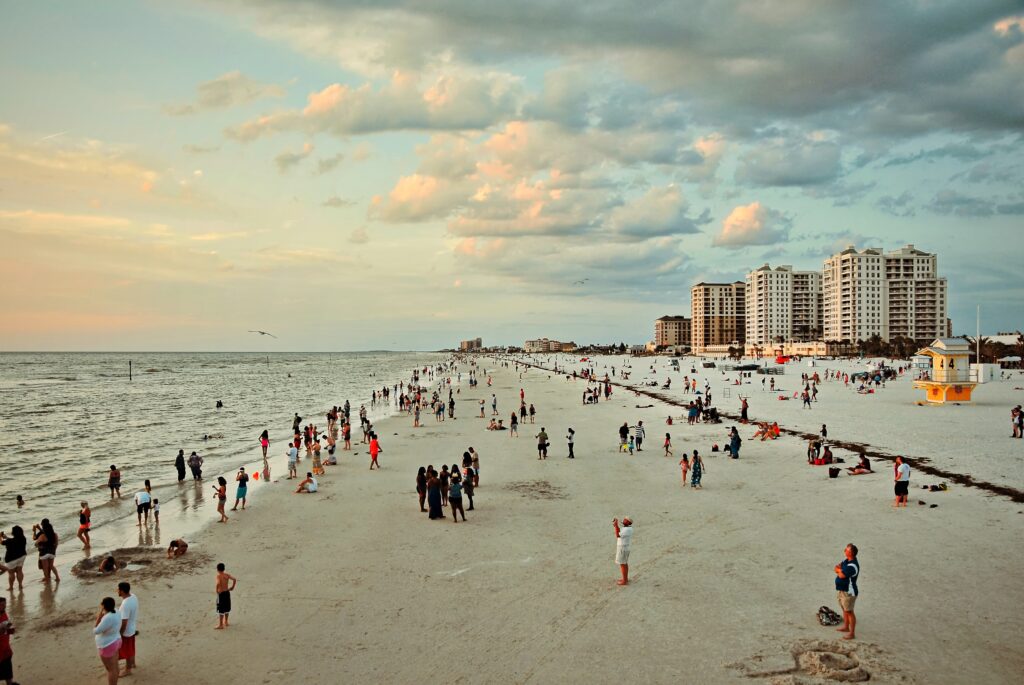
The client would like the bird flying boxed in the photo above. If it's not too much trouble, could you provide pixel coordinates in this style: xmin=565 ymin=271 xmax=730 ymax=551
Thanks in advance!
xmin=248 ymin=330 xmax=278 ymax=338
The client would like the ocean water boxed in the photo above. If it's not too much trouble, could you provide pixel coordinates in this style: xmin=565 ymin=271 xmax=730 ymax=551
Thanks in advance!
xmin=0 ymin=351 xmax=445 ymax=545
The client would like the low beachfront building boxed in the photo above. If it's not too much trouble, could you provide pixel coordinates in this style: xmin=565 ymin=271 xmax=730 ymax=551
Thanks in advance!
xmin=654 ymin=315 xmax=691 ymax=349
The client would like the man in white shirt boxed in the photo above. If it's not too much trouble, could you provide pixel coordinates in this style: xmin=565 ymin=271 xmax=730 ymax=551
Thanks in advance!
xmin=117 ymin=581 xmax=139 ymax=676
xmin=894 ymin=456 xmax=911 ymax=508
xmin=134 ymin=489 xmax=152 ymax=526
xmin=613 ymin=517 xmax=633 ymax=586
xmin=287 ymin=444 xmax=299 ymax=479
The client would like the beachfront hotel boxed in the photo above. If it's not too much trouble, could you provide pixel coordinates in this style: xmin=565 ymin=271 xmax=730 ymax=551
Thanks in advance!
xmin=690 ymin=282 xmax=746 ymax=354
xmin=459 ymin=338 xmax=483 ymax=351
xmin=524 ymin=338 xmax=576 ymax=353
xmin=654 ymin=315 xmax=691 ymax=349
xmin=744 ymin=265 xmax=823 ymax=349
xmin=823 ymin=244 xmax=947 ymax=343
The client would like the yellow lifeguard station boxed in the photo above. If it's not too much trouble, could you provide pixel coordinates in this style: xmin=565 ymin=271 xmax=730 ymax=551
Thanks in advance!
xmin=913 ymin=338 xmax=977 ymax=404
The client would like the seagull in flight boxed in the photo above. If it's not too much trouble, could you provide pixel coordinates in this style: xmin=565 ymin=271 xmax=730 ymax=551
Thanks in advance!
xmin=572 ymin=278 xmax=590 ymax=286
xmin=248 ymin=330 xmax=278 ymax=338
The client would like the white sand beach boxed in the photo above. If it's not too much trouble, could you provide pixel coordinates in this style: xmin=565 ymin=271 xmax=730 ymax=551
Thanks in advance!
xmin=6 ymin=355 xmax=1024 ymax=684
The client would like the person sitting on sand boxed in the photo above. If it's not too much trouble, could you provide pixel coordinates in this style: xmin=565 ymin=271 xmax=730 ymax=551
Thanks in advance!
xmin=752 ymin=422 xmax=770 ymax=440
xmin=295 ymin=472 xmax=318 ymax=494
xmin=99 ymin=555 xmax=117 ymax=573
xmin=847 ymin=455 xmax=872 ymax=475
xmin=821 ymin=446 xmax=834 ymax=464
xmin=167 ymin=539 xmax=188 ymax=558
xmin=487 ymin=418 xmax=498 ymax=430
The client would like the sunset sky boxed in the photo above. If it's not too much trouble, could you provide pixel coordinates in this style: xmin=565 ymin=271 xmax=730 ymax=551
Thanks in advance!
xmin=1 ymin=1 xmax=1022 ymax=350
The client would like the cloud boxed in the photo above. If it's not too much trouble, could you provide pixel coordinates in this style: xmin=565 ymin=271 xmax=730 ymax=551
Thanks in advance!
xmin=883 ymin=142 xmax=990 ymax=167
xmin=736 ymin=136 xmax=841 ymax=186
xmin=183 ymin=143 xmax=221 ymax=154
xmin=165 ymin=71 xmax=285 ymax=116
xmin=876 ymin=191 xmax=916 ymax=217
xmin=607 ymin=185 xmax=703 ymax=239
xmin=274 ymin=142 xmax=314 ymax=172
xmin=928 ymin=189 xmax=1024 ymax=217
xmin=316 ymin=152 xmax=345 ymax=174
xmin=713 ymin=201 xmax=790 ymax=248
xmin=226 ymin=71 xmax=522 ymax=141
xmin=349 ymin=226 xmax=369 ymax=244
xmin=369 ymin=174 xmax=472 ymax=223
xmin=323 ymin=195 xmax=355 ymax=208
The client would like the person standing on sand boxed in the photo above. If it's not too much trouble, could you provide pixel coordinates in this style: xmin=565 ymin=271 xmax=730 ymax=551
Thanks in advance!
xmin=491 ymin=394 xmax=498 ymax=416
xmin=449 ymin=474 xmax=467 ymax=523
xmin=894 ymin=456 xmax=910 ymax=508
xmin=287 ymin=441 xmax=299 ymax=479
xmin=174 ymin=449 xmax=186 ymax=482
xmin=833 ymin=544 xmax=860 ymax=640
xmin=259 ymin=429 xmax=270 ymax=458
xmin=664 ymin=433 xmax=673 ymax=457
xmin=231 ymin=468 xmax=249 ymax=511
xmin=690 ymin=451 xmax=705 ymax=489
xmin=33 ymin=520 xmax=60 ymax=583
xmin=93 ymin=596 xmax=121 ymax=685
xmin=634 ymin=420 xmax=645 ymax=451
xmin=1 ymin=527 xmax=27 ymax=592
xmin=613 ymin=517 xmax=633 ymax=586
xmin=0 ymin=596 xmax=16 ymax=685
xmin=187 ymin=452 xmax=203 ymax=481
xmin=679 ymin=454 xmax=689 ymax=486
xmin=740 ymin=397 xmax=749 ymax=422
xmin=416 ymin=467 xmax=428 ymax=512
xmin=536 ymin=428 xmax=549 ymax=460
xmin=566 ymin=428 xmax=575 ymax=458
xmin=116 ymin=582 xmax=138 ymax=677
xmin=134 ymin=488 xmax=151 ymax=527
xmin=426 ymin=470 xmax=444 ymax=520
xmin=369 ymin=432 xmax=382 ymax=469
xmin=215 ymin=563 xmax=237 ymax=629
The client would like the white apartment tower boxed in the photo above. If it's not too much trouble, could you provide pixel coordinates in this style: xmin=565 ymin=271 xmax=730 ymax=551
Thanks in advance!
xmin=745 ymin=265 xmax=822 ymax=347
xmin=823 ymin=245 xmax=947 ymax=343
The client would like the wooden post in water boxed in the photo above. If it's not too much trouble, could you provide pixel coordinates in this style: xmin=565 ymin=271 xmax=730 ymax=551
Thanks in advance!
xmin=129 ymin=360 xmax=133 ymax=381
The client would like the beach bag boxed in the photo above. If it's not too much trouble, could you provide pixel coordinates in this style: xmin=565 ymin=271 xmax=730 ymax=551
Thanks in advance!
xmin=828 ymin=467 xmax=840 ymax=479
xmin=817 ymin=605 xmax=843 ymax=626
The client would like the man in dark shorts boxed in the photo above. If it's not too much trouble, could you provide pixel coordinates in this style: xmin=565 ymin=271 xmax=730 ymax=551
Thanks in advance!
xmin=833 ymin=543 xmax=860 ymax=639
xmin=215 ymin=563 xmax=237 ymax=630
xmin=894 ymin=456 xmax=910 ymax=508
xmin=535 ymin=428 xmax=549 ymax=460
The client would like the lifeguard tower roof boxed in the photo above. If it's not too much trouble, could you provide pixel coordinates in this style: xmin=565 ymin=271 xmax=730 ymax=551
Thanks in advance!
xmin=924 ymin=338 xmax=971 ymax=353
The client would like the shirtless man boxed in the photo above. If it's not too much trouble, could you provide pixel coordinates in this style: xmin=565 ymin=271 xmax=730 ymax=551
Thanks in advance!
xmin=167 ymin=539 xmax=188 ymax=558
xmin=215 ymin=563 xmax=237 ymax=629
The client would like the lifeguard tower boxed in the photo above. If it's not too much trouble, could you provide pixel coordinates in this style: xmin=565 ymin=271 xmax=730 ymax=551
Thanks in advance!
xmin=913 ymin=338 xmax=977 ymax=404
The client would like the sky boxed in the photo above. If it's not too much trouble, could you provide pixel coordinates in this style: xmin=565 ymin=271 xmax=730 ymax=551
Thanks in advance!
xmin=1 ymin=0 xmax=1022 ymax=351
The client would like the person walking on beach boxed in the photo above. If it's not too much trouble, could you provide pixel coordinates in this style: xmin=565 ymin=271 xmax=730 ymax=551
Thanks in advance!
xmin=449 ymin=474 xmax=467 ymax=523
xmin=32 ymin=519 xmax=59 ymax=583
xmin=94 ymin=596 xmax=121 ymax=685
xmin=618 ymin=422 xmax=629 ymax=451
xmin=529 ymin=403 xmax=536 ymax=424
xmin=728 ymin=427 xmax=742 ymax=459
xmin=117 ymin=581 xmax=138 ymax=677
xmin=0 ymin=596 xmax=16 ymax=685
xmin=369 ymin=433 xmax=382 ymax=469
xmin=174 ymin=450 xmax=186 ymax=482
xmin=566 ymin=428 xmax=575 ymax=458
xmin=231 ymin=468 xmax=249 ymax=511
xmin=259 ymin=429 xmax=270 ymax=458
xmin=287 ymin=441 xmax=299 ymax=479
xmin=664 ymin=433 xmax=673 ymax=457
xmin=213 ymin=477 xmax=228 ymax=523
xmin=613 ymin=517 xmax=633 ymax=586
xmin=690 ymin=451 xmax=705 ymax=489
xmin=187 ymin=452 xmax=203 ymax=481
xmin=491 ymin=394 xmax=498 ymax=416
xmin=215 ymin=563 xmax=237 ymax=630
xmin=833 ymin=543 xmax=860 ymax=640
xmin=510 ymin=411 xmax=519 ymax=436
xmin=108 ymin=465 xmax=121 ymax=499
xmin=1 ymin=527 xmax=27 ymax=592
xmin=679 ymin=454 xmax=689 ymax=486
xmin=634 ymin=420 xmax=645 ymax=451
xmin=536 ymin=428 xmax=549 ymax=460
xmin=894 ymin=456 xmax=910 ymax=508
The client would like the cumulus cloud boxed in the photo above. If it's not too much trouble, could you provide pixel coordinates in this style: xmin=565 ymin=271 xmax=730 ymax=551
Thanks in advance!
xmin=165 ymin=71 xmax=285 ymax=116
xmin=226 ymin=71 xmax=522 ymax=140
xmin=713 ymin=201 xmax=790 ymax=248
xmin=928 ymin=189 xmax=1024 ymax=217
xmin=369 ymin=174 xmax=472 ymax=223
xmin=877 ymin=191 xmax=916 ymax=217
xmin=349 ymin=226 xmax=369 ymax=244
xmin=274 ymin=142 xmax=314 ymax=172
xmin=736 ymin=136 xmax=841 ymax=186
xmin=607 ymin=185 xmax=703 ymax=239
xmin=316 ymin=152 xmax=345 ymax=174
xmin=323 ymin=195 xmax=355 ymax=208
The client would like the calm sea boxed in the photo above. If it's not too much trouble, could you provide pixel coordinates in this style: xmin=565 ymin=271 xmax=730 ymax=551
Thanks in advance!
xmin=0 ymin=351 xmax=445 ymax=548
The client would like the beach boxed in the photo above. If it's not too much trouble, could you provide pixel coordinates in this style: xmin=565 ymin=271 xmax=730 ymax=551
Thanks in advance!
xmin=4 ymin=354 xmax=1024 ymax=684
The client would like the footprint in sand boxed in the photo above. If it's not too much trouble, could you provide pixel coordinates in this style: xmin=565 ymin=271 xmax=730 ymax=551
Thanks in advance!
xmin=728 ymin=638 xmax=911 ymax=683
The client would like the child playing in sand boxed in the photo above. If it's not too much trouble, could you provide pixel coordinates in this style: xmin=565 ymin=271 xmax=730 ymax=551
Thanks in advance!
xmin=152 ymin=499 xmax=160 ymax=524
xmin=167 ymin=539 xmax=188 ymax=558
xmin=215 ymin=563 xmax=237 ymax=629
xmin=628 ymin=435 xmax=635 ymax=454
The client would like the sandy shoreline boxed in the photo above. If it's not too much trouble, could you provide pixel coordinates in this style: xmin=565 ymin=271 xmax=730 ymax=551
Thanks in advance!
xmin=5 ymin=355 xmax=1024 ymax=684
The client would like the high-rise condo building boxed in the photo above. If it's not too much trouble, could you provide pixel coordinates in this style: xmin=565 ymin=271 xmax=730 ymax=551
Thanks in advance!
xmin=690 ymin=282 xmax=746 ymax=353
xmin=744 ymin=265 xmax=823 ymax=347
xmin=654 ymin=315 xmax=691 ymax=348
